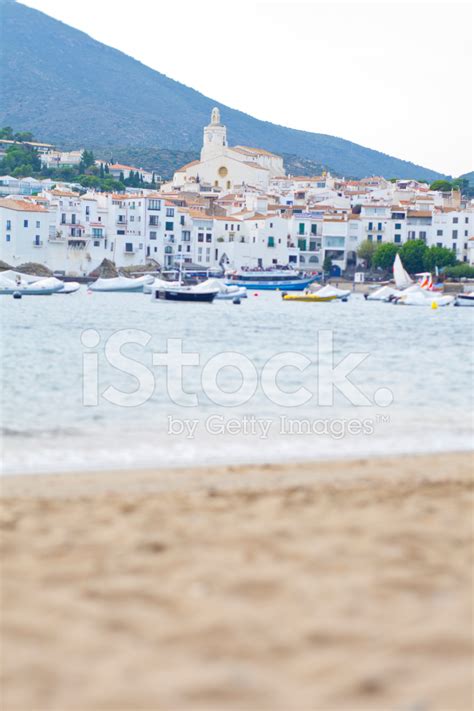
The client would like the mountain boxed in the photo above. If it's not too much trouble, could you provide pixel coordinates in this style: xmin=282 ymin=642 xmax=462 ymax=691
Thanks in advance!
xmin=0 ymin=0 xmax=447 ymax=180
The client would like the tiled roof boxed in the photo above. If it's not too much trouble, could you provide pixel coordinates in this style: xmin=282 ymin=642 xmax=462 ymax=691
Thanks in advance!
xmin=0 ymin=198 xmax=48 ymax=212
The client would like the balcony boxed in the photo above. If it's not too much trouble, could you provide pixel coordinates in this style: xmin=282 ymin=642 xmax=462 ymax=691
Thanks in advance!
xmin=32 ymin=240 xmax=44 ymax=247
xmin=366 ymin=225 xmax=385 ymax=232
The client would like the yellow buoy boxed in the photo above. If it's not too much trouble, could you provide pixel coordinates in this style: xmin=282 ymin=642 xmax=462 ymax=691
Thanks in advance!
xmin=431 ymin=301 xmax=438 ymax=310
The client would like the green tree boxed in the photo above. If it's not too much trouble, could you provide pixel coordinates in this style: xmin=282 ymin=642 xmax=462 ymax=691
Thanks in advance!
xmin=119 ymin=171 xmax=125 ymax=183
xmin=357 ymin=239 xmax=376 ymax=268
xmin=422 ymin=246 xmax=457 ymax=271
xmin=81 ymin=149 xmax=95 ymax=169
xmin=104 ymin=163 xmax=110 ymax=174
xmin=78 ymin=174 xmax=100 ymax=188
xmin=429 ymin=180 xmax=453 ymax=192
xmin=0 ymin=143 xmax=41 ymax=175
xmin=14 ymin=131 xmax=34 ymax=142
xmin=323 ymin=254 xmax=333 ymax=273
xmin=444 ymin=264 xmax=474 ymax=279
xmin=372 ymin=243 xmax=399 ymax=271
xmin=0 ymin=126 xmax=14 ymax=140
xmin=399 ymin=239 xmax=427 ymax=274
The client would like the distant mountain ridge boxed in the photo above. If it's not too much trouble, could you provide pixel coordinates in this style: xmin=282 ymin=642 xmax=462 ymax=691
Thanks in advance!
xmin=0 ymin=0 xmax=448 ymax=180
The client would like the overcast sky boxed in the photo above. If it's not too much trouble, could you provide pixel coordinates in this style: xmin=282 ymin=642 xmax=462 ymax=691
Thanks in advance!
xmin=21 ymin=0 xmax=473 ymax=176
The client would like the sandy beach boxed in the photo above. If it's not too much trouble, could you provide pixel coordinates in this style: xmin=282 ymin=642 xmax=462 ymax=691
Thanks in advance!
xmin=1 ymin=451 xmax=473 ymax=710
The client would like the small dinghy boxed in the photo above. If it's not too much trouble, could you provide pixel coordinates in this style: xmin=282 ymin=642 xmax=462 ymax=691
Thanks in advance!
xmin=56 ymin=282 xmax=81 ymax=294
xmin=394 ymin=292 xmax=454 ymax=307
xmin=454 ymin=292 xmax=474 ymax=307
xmin=88 ymin=275 xmax=154 ymax=292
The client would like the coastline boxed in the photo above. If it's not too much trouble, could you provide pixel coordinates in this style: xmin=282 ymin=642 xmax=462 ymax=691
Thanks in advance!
xmin=1 ymin=451 xmax=473 ymax=710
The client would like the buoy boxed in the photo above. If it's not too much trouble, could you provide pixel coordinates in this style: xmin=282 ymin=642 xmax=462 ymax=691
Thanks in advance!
xmin=13 ymin=291 xmax=22 ymax=299
xmin=254 ymin=292 xmax=259 ymax=296
xmin=431 ymin=301 xmax=438 ymax=310
xmin=233 ymin=297 xmax=241 ymax=305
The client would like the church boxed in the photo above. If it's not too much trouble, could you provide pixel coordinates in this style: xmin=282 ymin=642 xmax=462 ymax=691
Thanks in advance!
xmin=173 ymin=108 xmax=284 ymax=191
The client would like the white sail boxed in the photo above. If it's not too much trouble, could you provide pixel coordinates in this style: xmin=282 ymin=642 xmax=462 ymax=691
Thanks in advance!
xmin=393 ymin=253 xmax=413 ymax=289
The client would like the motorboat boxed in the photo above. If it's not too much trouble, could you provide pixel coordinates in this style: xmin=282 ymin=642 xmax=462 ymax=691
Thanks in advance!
xmin=151 ymin=283 xmax=218 ymax=303
xmin=310 ymin=284 xmax=351 ymax=299
xmin=56 ymin=282 xmax=81 ymax=294
xmin=143 ymin=277 xmax=180 ymax=294
xmin=394 ymin=292 xmax=454 ymax=307
xmin=454 ymin=292 xmax=474 ymax=307
xmin=225 ymin=269 xmax=318 ymax=291
xmin=0 ymin=275 xmax=65 ymax=296
xmin=281 ymin=292 xmax=338 ymax=303
xmin=194 ymin=278 xmax=247 ymax=300
xmin=88 ymin=275 xmax=154 ymax=292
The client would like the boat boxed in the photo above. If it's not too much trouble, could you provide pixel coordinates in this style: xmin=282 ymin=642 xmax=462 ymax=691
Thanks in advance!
xmin=151 ymin=283 xmax=217 ymax=303
xmin=143 ymin=277 xmax=180 ymax=294
xmin=194 ymin=278 xmax=247 ymax=300
xmin=454 ymin=292 xmax=474 ymax=307
xmin=393 ymin=253 xmax=413 ymax=290
xmin=281 ymin=292 xmax=338 ymax=303
xmin=88 ymin=275 xmax=154 ymax=292
xmin=366 ymin=285 xmax=404 ymax=301
xmin=225 ymin=269 xmax=318 ymax=291
xmin=0 ymin=275 xmax=66 ymax=296
xmin=310 ymin=284 xmax=351 ymax=299
xmin=394 ymin=292 xmax=454 ymax=307
xmin=56 ymin=282 xmax=81 ymax=294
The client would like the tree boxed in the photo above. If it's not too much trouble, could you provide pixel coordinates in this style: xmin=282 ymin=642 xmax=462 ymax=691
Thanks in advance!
xmin=119 ymin=171 xmax=125 ymax=183
xmin=444 ymin=264 xmax=474 ymax=279
xmin=0 ymin=126 xmax=14 ymax=140
xmin=104 ymin=163 xmax=110 ymax=174
xmin=14 ymin=131 xmax=34 ymax=142
xmin=81 ymin=149 xmax=95 ymax=169
xmin=429 ymin=180 xmax=453 ymax=192
xmin=99 ymin=163 xmax=105 ymax=179
xmin=372 ymin=243 xmax=399 ymax=271
xmin=422 ymin=246 xmax=457 ymax=272
xmin=398 ymin=239 xmax=427 ymax=274
xmin=357 ymin=239 xmax=376 ymax=268
xmin=323 ymin=254 xmax=333 ymax=273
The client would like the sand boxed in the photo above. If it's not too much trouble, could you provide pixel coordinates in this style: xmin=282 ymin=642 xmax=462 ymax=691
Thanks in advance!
xmin=1 ymin=451 xmax=473 ymax=711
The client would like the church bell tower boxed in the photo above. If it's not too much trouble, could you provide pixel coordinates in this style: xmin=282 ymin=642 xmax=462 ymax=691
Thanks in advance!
xmin=201 ymin=107 xmax=228 ymax=161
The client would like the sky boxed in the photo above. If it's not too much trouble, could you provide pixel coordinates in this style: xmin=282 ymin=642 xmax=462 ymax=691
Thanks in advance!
xmin=20 ymin=0 xmax=473 ymax=176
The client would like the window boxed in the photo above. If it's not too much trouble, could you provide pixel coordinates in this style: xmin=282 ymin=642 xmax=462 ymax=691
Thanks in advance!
xmin=198 ymin=233 xmax=204 ymax=242
xmin=93 ymin=240 xmax=100 ymax=247
xmin=125 ymin=243 xmax=134 ymax=253
xmin=465 ymin=217 xmax=469 ymax=224
xmin=71 ymin=214 xmax=76 ymax=224
xmin=180 ymin=216 xmax=185 ymax=225
xmin=298 ymin=223 xmax=305 ymax=235
xmin=23 ymin=219 xmax=28 ymax=228
xmin=377 ymin=223 xmax=382 ymax=230
xmin=6 ymin=234 xmax=11 ymax=242
xmin=92 ymin=228 xmax=103 ymax=238
xmin=419 ymin=231 xmax=427 ymax=241
xmin=130 ymin=216 xmax=135 ymax=222
xmin=206 ymin=234 xmax=212 ymax=243
xmin=377 ymin=235 xmax=382 ymax=242
xmin=368 ymin=222 xmax=373 ymax=230
xmin=225 ymin=224 xmax=228 ymax=230
xmin=86 ymin=206 xmax=90 ymax=216
xmin=186 ymin=245 xmax=191 ymax=252
xmin=453 ymin=217 xmax=458 ymax=223
xmin=6 ymin=220 xmax=11 ymax=230
xmin=36 ymin=221 xmax=40 ymax=228
xmin=61 ymin=213 xmax=66 ymax=224
xmin=237 ymin=225 xmax=240 ymax=231
xmin=311 ymin=224 xmax=317 ymax=235
xmin=394 ymin=223 xmax=401 ymax=230
xmin=268 ymin=236 xmax=275 ymax=247
xmin=165 ymin=222 xmax=174 ymax=231
xmin=453 ymin=230 xmax=458 ymax=239
xmin=298 ymin=238 xmax=307 ymax=251
xmin=437 ymin=229 xmax=443 ymax=236
xmin=436 ymin=242 xmax=443 ymax=248
xmin=34 ymin=235 xmax=41 ymax=246
xmin=464 ymin=230 xmax=468 ymax=237
xmin=394 ymin=234 xmax=401 ymax=243
xmin=149 ymin=215 xmax=159 ymax=226
xmin=149 ymin=231 xmax=157 ymax=240
xmin=149 ymin=199 xmax=161 ymax=211
xmin=182 ymin=231 xmax=191 ymax=242
xmin=117 ymin=229 xmax=125 ymax=235
xmin=166 ymin=208 xmax=174 ymax=217
xmin=367 ymin=234 xmax=373 ymax=242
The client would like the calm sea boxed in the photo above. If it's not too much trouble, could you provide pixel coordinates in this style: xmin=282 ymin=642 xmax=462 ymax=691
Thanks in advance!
xmin=1 ymin=289 xmax=473 ymax=474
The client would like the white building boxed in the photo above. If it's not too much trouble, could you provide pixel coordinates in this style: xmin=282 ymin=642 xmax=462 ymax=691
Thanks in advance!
xmin=173 ymin=108 xmax=284 ymax=192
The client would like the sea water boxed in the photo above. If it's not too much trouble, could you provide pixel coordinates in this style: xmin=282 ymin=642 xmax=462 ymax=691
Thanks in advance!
xmin=1 ymin=289 xmax=473 ymax=474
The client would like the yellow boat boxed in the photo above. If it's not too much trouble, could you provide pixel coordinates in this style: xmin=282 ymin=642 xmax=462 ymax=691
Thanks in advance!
xmin=282 ymin=293 xmax=338 ymax=302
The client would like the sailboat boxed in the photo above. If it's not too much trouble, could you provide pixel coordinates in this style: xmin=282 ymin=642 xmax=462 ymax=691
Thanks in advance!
xmin=367 ymin=254 xmax=414 ymax=301
xmin=393 ymin=253 xmax=413 ymax=290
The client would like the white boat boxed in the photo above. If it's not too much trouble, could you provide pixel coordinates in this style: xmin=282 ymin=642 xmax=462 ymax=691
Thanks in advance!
xmin=454 ymin=292 xmax=474 ymax=307
xmin=311 ymin=284 xmax=351 ymax=299
xmin=366 ymin=285 xmax=403 ymax=301
xmin=88 ymin=275 xmax=154 ymax=292
xmin=56 ymin=281 xmax=81 ymax=294
xmin=0 ymin=275 xmax=65 ymax=296
xmin=194 ymin=278 xmax=247 ymax=300
xmin=143 ymin=277 xmax=180 ymax=295
xmin=394 ymin=292 xmax=454 ymax=307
